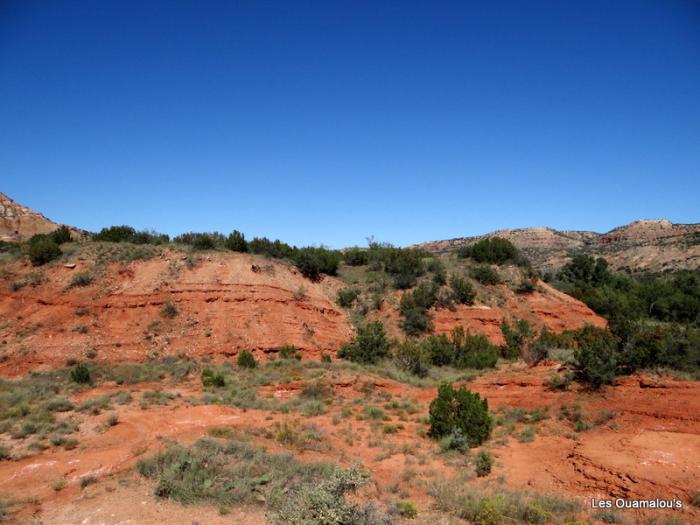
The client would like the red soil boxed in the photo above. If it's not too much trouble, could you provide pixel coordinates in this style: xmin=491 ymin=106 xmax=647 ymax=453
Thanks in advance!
xmin=0 ymin=251 xmax=605 ymax=375
xmin=1 ymin=365 xmax=698 ymax=524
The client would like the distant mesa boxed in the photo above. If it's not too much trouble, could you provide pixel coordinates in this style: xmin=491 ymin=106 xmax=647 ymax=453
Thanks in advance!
xmin=414 ymin=220 xmax=700 ymax=273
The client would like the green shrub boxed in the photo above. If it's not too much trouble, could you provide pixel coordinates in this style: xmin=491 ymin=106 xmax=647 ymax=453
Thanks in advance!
xmin=49 ymin=225 xmax=72 ymax=244
xmin=394 ymin=340 xmax=431 ymax=378
xmin=422 ymin=334 xmax=454 ymax=366
xmin=474 ymin=450 xmax=493 ymax=477
xmin=439 ymin=428 xmax=470 ymax=453
xmin=450 ymin=275 xmax=476 ymax=305
xmin=453 ymin=328 xmax=499 ymax=369
xmin=160 ymin=301 xmax=178 ymax=319
xmin=338 ymin=321 xmax=391 ymax=364
xmin=573 ymin=326 xmax=618 ymax=389
xmin=248 ymin=237 xmax=296 ymax=259
xmin=224 ymin=230 xmax=248 ymax=252
xmin=278 ymin=345 xmax=301 ymax=360
xmin=470 ymin=265 xmax=500 ymax=285
xmin=294 ymin=247 xmax=341 ymax=281
xmin=93 ymin=225 xmax=168 ymax=244
xmin=342 ymin=247 xmax=368 ymax=266
xmin=69 ymin=272 xmax=93 ymax=288
xmin=544 ymin=372 xmax=573 ymax=391
xmin=397 ymin=500 xmax=418 ymax=519
xmin=70 ymin=363 xmax=91 ymax=384
xmin=336 ymin=288 xmax=359 ymax=308
xmin=202 ymin=368 xmax=226 ymax=387
xmin=237 ymin=351 xmax=257 ymax=369
xmin=28 ymin=235 xmax=61 ymax=266
xmin=426 ymin=258 xmax=447 ymax=285
xmin=428 ymin=383 xmax=493 ymax=447
xmin=467 ymin=237 xmax=520 ymax=265
xmin=174 ymin=232 xmax=224 ymax=250
xmin=500 ymin=318 xmax=532 ymax=359
xmin=399 ymin=282 xmax=439 ymax=336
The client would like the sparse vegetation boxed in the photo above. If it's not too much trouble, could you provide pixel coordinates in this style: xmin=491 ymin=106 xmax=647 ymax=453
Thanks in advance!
xmin=94 ymin=225 xmax=169 ymax=244
xmin=137 ymin=437 xmax=387 ymax=523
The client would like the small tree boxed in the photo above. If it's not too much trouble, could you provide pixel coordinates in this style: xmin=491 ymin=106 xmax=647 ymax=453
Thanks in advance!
xmin=28 ymin=235 xmax=62 ymax=266
xmin=573 ymin=326 xmax=618 ymax=389
xmin=470 ymin=265 xmax=500 ymax=285
xmin=225 ymin=230 xmax=248 ymax=252
xmin=237 ymin=350 xmax=257 ymax=369
xmin=428 ymin=383 xmax=493 ymax=447
xmin=500 ymin=318 xmax=532 ymax=359
xmin=449 ymin=275 xmax=476 ymax=305
xmin=394 ymin=340 xmax=431 ymax=378
xmin=337 ymin=321 xmax=390 ymax=364
xmin=50 ymin=225 xmax=72 ymax=244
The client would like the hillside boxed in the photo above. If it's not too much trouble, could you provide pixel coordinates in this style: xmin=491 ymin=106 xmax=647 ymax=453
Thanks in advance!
xmin=2 ymin=195 xmax=699 ymax=525
xmin=0 ymin=243 xmax=604 ymax=375
xmin=415 ymin=220 xmax=700 ymax=272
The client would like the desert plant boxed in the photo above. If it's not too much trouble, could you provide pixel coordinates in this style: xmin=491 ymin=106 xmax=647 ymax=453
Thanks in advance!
xmin=294 ymin=247 xmax=341 ymax=281
xmin=467 ymin=237 xmax=520 ymax=265
xmin=470 ymin=264 xmax=500 ymax=285
xmin=337 ymin=321 xmax=391 ymax=364
xmin=69 ymin=272 xmax=93 ymax=288
xmin=225 ymin=230 xmax=248 ymax=252
xmin=397 ymin=500 xmax=418 ymax=519
xmin=474 ymin=450 xmax=493 ymax=477
xmin=428 ymin=383 xmax=493 ymax=447
xmin=160 ymin=301 xmax=178 ymax=319
xmin=399 ymin=281 xmax=439 ymax=336
xmin=336 ymin=288 xmax=359 ymax=309
xmin=500 ymin=318 xmax=532 ymax=359
xmin=49 ymin=225 xmax=72 ymax=244
xmin=70 ymin=363 xmax=91 ymax=384
xmin=28 ymin=235 xmax=61 ymax=266
xmin=201 ymin=368 xmax=226 ymax=387
xmin=394 ymin=340 xmax=431 ymax=378
xmin=450 ymin=275 xmax=476 ymax=305
xmin=237 ymin=350 xmax=257 ymax=369
xmin=573 ymin=326 xmax=618 ymax=389
xmin=278 ymin=345 xmax=302 ymax=360
xmin=342 ymin=247 xmax=369 ymax=266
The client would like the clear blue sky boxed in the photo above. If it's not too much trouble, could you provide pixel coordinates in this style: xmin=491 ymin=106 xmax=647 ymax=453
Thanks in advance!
xmin=1 ymin=1 xmax=699 ymax=248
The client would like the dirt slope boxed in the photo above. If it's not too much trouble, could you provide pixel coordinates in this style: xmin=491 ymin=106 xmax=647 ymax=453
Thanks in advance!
xmin=1 ymin=365 xmax=698 ymax=524
xmin=0 ymin=246 xmax=605 ymax=375
xmin=0 ymin=249 xmax=353 ymax=375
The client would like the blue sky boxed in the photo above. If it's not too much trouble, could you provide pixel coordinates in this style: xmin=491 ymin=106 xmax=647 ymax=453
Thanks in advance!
xmin=1 ymin=1 xmax=699 ymax=248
